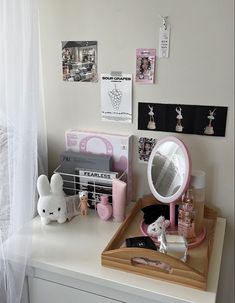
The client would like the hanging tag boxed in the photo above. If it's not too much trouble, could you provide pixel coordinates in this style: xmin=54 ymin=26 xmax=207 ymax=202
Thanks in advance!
xmin=159 ymin=26 xmax=170 ymax=58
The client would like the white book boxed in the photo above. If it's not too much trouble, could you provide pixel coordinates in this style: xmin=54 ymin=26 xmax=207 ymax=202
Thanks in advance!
xmin=77 ymin=168 xmax=119 ymax=183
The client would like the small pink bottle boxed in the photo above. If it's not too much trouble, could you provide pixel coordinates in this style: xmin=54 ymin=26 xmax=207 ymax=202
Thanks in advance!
xmin=97 ymin=194 xmax=112 ymax=221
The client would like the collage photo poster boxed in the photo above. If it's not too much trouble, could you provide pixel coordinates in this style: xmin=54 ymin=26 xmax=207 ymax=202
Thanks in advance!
xmin=135 ymin=48 xmax=156 ymax=84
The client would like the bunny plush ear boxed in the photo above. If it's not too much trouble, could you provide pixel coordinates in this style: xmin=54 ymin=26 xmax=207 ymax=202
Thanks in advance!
xmin=37 ymin=175 xmax=50 ymax=197
xmin=50 ymin=173 xmax=64 ymax=195
xmin=156 ymin=216 xmax=165 ymax=224
xmin=164 ymin=219 xmax=170 ymax=228
xmin=155 ymin=216 xmax=170 ymax=228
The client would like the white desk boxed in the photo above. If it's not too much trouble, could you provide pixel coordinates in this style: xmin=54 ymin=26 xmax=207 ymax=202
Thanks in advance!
xmin=28 ymin=208 xmax=226 ymax=303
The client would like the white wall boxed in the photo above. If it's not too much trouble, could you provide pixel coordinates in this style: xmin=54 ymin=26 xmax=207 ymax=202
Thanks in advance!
xmin=38 ymin=1 xmax=234 ymax=302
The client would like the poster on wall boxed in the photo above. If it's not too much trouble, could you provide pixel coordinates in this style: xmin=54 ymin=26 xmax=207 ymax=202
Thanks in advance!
xmin=101 ymin=73 xmax=132 ymax=123
xmin=138 ymin=137 xmax=156 ymax=163
xmin=135 ymin=48 xmax=156 ymax=84
xmin=62 ymin=41 xmax=98 ymax=82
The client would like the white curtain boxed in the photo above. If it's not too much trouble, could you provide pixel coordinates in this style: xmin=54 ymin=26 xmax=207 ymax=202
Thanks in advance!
xmin=0 ymin=0 xmax=47 ymax=302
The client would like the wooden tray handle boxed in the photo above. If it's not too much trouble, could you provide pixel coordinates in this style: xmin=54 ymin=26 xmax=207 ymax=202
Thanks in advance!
xmin=131 ymin=257 xmax=173 ymax=274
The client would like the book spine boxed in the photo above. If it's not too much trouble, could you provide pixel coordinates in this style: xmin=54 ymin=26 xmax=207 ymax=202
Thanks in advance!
xmin=76 ymin=169 xmax=119 ymax=183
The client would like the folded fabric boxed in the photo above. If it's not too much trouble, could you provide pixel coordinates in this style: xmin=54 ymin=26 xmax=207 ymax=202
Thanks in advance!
xmin=141 ymin=203 xmax=179 ymax=225
xmin=125 ymin=236 xmax=157 ymax=251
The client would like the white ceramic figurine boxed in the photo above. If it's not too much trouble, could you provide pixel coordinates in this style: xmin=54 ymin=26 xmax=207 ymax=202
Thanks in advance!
xmin=147 ymin=105 xmax=156 ymax=130
xmin=175 ymin=107 xmax=183 ymax=132
xmin=204 ymin=108 xmax=216 ymax=135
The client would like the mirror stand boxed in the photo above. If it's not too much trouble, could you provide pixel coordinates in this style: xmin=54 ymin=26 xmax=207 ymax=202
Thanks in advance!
xmin=169 ymin=201 xmax=176 ymax=230
xmin=146 ymin=136 xmax=207 ymax=249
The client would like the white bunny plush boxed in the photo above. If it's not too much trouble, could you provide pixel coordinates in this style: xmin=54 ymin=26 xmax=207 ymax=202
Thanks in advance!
xmin=147 ymin=216 xmax=170 ymax=253
xmin=37 ymin=173 xmax=67 ymax=225
xmin=147 ymin=216 xmax=188 ymax=261
xmin=147 ymin=216 xmax=170 ymax=238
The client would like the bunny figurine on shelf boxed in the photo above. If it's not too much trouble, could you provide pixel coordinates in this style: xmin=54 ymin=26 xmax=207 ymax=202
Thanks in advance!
xmin=147 ymin=216 xmax=170 ymax=253
xmin=37 ymin=173 xmax=67 ymax=225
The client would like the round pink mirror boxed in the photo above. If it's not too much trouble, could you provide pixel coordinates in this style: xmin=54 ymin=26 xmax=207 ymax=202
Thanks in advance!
xmin=147 ymin=136 xmax=192 ymax=228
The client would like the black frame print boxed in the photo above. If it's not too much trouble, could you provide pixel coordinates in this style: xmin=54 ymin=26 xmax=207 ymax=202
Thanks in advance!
xmin=166 ymin=104 xmax=195 ymax=134
xmin=138 ymin=102 xmax=228 ymax=137
xmin=194 ymin=106 xmax=228 ymax=136
xmin=138 ymin=103 xmax=167 ymax=132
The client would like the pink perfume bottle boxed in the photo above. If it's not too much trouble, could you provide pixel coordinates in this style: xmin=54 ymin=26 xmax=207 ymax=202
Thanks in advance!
xmin=97 ymin=194 xmax=112 ymax=221
xmin=178 ymin=189 xmax=196 ymax=242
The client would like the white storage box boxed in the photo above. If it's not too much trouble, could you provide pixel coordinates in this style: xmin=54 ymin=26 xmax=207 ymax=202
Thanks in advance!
xmin=65 ymin=130 xmax=133 ymax=202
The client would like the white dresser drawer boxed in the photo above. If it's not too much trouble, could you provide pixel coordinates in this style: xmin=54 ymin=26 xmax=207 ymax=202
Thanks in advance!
xmin=29 ymin=277 xmax=123 ymax=303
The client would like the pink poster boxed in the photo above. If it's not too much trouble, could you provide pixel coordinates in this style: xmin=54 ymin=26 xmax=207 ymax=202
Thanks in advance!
xmin=135 ymin=48 xmax=156 ymax=84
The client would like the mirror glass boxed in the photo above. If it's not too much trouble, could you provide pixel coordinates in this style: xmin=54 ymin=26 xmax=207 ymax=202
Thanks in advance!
xmin=147 ymin=136 xmax=191 ymax=204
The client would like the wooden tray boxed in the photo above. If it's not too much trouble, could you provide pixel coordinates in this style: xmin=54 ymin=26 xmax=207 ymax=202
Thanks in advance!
xmin=102 ymin=195 xmax=217 ymax=290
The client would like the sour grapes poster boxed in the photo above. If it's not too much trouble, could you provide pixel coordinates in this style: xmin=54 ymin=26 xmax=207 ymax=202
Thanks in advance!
xmin=101 ymin=73 xmax=132 ymax=123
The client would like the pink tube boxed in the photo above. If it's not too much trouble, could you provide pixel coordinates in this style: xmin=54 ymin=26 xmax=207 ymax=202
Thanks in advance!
xmin=112 ymin=179 xmax=127 ymax=222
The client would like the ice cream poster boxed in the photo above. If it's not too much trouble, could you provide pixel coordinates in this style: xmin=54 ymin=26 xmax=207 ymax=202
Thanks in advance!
xmin=101 ymin=73 xmax=132 ymax=123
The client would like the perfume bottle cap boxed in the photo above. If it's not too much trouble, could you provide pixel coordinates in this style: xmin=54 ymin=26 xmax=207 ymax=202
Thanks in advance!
xmin=190 ymin=170 xmax=206 ymax=189
xmin=100 ymin=194 xmax=109 ymax=204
